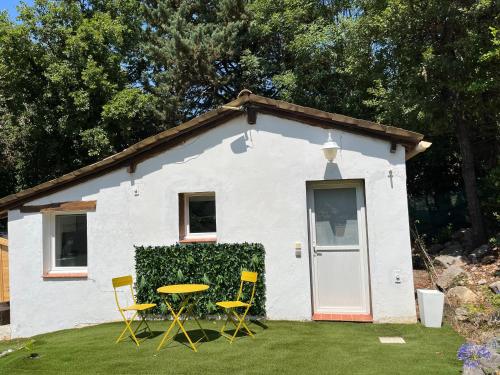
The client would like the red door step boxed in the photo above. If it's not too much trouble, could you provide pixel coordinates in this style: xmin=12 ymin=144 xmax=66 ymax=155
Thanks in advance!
xmin=312 ymin=313 xmax=373 ymax=322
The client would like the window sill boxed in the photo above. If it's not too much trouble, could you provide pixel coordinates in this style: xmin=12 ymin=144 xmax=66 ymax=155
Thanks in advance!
xmin=43 ymin=272 xmax=88 ymax=279
xmin=179 ymin=236 xmax=217 ymax=244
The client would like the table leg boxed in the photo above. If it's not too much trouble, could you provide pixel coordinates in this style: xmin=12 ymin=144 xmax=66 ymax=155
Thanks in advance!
xmin=156 ymin=295 xmax=199 ymax=352
xmin=190 ymin=304 xmax=209 ymax=341
xmin=176 ymin=295 xmax=210 ymax=344
xmin=156 ymin=296 xmax=190 ymax=351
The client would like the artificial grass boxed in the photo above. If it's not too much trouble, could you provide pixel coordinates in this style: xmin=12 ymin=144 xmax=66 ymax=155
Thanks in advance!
xmin=0 ymin=320 xmax=463 ymax=374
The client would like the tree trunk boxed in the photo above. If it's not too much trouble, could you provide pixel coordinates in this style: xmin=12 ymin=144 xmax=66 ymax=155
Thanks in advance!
xmin=456 ymin=117 xmax=486 ymax=247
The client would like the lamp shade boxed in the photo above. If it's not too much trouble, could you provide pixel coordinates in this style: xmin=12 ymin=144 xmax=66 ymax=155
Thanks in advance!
xmin=322 ymin=132 xmax=339 ymax=162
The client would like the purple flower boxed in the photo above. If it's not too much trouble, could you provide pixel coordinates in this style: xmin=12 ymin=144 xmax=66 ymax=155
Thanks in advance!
xmin=457 ymin=343 xmax=492 ymax=368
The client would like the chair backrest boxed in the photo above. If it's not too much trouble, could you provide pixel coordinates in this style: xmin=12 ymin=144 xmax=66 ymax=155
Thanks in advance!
xmin=236 ymin=271 xmax=258 ymax=305
xmin=112 ymin=275 xmax=133 ymax=288
xmin=112 ymin=275 xmax=136 ymax=310
xmin=241 ymin=271 xmax=258 ymax=283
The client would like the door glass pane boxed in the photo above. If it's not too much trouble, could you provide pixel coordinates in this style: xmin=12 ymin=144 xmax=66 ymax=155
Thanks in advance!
xmin=314 ymin=188 xmax=359 ymax=246
xmin=55 ymin=215 xmax=87 ymax=267
xmin=189 ymin=195 xmax=216 ymax=233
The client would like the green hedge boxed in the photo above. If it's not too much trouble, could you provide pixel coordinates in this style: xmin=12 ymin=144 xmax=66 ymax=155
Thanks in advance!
xmin=135 ymin=243 xmax=266 ymax=317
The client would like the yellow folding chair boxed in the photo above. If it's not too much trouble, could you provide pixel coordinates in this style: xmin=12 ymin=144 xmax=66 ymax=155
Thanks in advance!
xmin=112 ymin=275 xmax=156 ymax=346
xmin=216 ymin=271 xmax=258 ymax=343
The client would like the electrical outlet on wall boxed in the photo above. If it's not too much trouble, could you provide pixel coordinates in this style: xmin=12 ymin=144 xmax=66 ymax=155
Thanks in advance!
xmin=393 ymin=269 xmax=402 ymax=284
xmin=295 ymin=242 xmax=301 ymax=258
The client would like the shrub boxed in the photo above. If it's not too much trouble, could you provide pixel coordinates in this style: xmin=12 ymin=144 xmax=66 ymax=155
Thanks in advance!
xmin=135 ymin=243 xmax=266 ymax=317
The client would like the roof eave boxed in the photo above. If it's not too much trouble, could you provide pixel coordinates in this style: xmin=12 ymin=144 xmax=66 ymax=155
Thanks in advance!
xmin=405 ymin=141 xmax=432 ymax=160
xmin=0 ymin=93 xmax=425 ymax=216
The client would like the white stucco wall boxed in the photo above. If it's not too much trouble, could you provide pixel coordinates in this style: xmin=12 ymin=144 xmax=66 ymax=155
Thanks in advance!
xmin=8 ymin=113 xmax=417 ymax=338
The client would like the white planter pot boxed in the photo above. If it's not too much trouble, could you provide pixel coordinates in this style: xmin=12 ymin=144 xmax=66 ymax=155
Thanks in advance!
xmin=417 ymin=289 xmax=444 ymax=328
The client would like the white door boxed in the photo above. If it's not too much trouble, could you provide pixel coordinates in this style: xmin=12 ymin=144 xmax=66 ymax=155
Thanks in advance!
xmin=308 ymin=181 xmax=370 ymax=314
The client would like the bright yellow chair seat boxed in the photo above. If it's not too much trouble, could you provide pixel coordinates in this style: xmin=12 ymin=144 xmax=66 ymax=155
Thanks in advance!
xmin=112 ymin=275 xmax=156 ymax=346
xmin=217 ymin=271 xmax=258 ymax=344
xmin=216 ymin=301 xmax=250 ymax=309
xmin=122 ymin=303 xmax=156 ymax=311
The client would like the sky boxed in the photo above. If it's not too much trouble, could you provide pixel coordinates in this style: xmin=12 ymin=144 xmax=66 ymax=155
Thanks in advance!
xmin=1 ymin=0 xmax=34 ymax=20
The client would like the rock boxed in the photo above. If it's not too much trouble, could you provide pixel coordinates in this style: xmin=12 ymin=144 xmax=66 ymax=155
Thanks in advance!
xmin=468 ymin=244 xmax=489 ymax=263
xmin=444 ymin=241 xmax=454 ymax=248
xmin=473 ymin=244 xmax=489 ymax=254
xmin=486 ymin=337 xmax=499 ymax=351
xmin=454 ymin=307 xmax=469 ymax=321
xmin=447 ymin=286 xmax=478 ymax=306
xmin=469 ymin=312 xmax=489 ymax=326
xmin=494 ymin=268 xmax=500 ymax=278
xmin=440 ymin=243 xmax=464 ymax=256
xmin=451 ymin=229 xmax=472 ymax=245
xmin=481 ymin=255 xmax=496 ymax=265
xmin=434 ymin=255 xmax=465 ymax=268
xmin=489 ymin=281 xmax=500 ymax=294
xmin=450 ymin=228 xmax=472 ymax=242
xmin=487 ymin=310 xmax=500 ymax=327
xmin=478 ymin=346 xmax=500 ymax=374
xmin=477 ymin=279 xmax=487 ymax=285
xmin=428 ymin=243 xmax=444 ymax=254
xmin=436 ymin=265 xmax=468 ymax=290
xmin=462 ymin=366 xmax=482 ymax=375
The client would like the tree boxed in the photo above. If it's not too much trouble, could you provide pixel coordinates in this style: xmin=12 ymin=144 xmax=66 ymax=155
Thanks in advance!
xmin=248 ymin=0 xmax=499 ymax=243
xmin=143 ymin=0 xmax=269 ymax=123
xmin=1 ymin=0 xmax=498 ymax=245
xmin=0 ymin=0 xmax=157 ymax=195
xmin=359 ymin=0 xmax=499 ymax=245
xmin=248 ymin=0 xmax=379 ymax=118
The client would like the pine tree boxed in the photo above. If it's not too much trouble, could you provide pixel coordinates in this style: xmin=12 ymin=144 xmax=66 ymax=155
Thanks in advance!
xmin=143 ymin=0 xmax=268 ymax=123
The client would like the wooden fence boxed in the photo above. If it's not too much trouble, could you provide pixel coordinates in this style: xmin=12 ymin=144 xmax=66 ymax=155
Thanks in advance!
xmin=0 ymin=238 xmax=8 ymax=303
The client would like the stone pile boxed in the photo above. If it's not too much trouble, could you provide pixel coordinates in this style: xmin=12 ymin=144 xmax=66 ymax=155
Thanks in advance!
xmin=428 ymin=228 xmax=499 ymax=265
xmin=427 ymin=229 xmax=499 ymax=330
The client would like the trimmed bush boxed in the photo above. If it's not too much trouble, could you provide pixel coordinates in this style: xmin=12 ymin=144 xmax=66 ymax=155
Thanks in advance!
xmin=135 ymin=243 xmax=266 ymax=317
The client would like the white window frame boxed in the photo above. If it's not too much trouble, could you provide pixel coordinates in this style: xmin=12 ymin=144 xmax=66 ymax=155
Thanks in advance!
xmin=46 ymin=211 xmax=88 ymax=274
xmin=183 ymin=192 xmax=216 ymax=239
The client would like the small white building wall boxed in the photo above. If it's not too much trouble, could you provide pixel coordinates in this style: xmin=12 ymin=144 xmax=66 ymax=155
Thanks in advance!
xmin=8 ymin=113 xmax=416 ymax=338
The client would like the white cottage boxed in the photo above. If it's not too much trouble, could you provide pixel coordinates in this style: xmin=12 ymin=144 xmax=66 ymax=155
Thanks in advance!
xmin=0 ymin=92 xmax=430 ymax=338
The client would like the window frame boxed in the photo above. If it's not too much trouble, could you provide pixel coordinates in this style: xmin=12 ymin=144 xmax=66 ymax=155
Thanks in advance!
xmin=46 ymin=211 xmax=88 ymax=275
xmin=181 ymin=192 xmax=217 ymax=241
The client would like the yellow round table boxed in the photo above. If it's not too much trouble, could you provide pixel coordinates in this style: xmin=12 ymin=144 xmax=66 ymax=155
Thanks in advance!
xmin=157 ymin=284 xmax=209 ymax=295
xmin=156 ymin=284 xmax=210 ymax=352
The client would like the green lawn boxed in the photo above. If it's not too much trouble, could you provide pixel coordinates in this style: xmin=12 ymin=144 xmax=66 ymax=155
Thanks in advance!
xmin=0 ymin=320 xmax=463 ymax=374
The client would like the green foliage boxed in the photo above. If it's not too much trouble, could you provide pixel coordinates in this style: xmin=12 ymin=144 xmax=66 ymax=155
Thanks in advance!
xmin=21 ymin=339 xmax=36 ymax=354
xmin=483 ymin=287 xmax=500 ymax=310
xmin=0 ymin=0 xmax=159 ymax=196
xmin=465 ymin=303 xmax=486 ymax=315
xmin=135 ymin=243 xmax=266 ymax=317
xmin=143 ymin=0 xmax=269 ymax=122
xmin=466 ymin=287 xmax=500 ymax=317
xmin=491 ymin=294 xmax=500 ymax=309
xmin=481 ymin=27 xmax=500 ymax=62
xmin=1 ymin=0 xmax=499 ymax=243
xmin=480 ymin=165 xmax=500 ymax=230
xmin=248 ymin=0 xmax=378 ymax=118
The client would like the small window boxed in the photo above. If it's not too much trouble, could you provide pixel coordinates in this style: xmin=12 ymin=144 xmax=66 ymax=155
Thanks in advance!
xmin=55 ymin=215 xmax=87 ymax=267
xmin=46 ymin=213 xmax=88 ymax=274
xmin=179 ymin=193 xmax=216 ymax=242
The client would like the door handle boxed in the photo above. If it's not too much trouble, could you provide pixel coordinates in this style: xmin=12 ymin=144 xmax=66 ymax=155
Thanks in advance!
xmin=313 ymin=248 xmax=322 ymax=256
